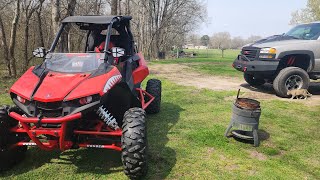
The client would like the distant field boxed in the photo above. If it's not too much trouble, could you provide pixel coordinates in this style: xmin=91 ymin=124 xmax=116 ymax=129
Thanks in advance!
xmin=150 ymin=49 xmax=242 ymax=78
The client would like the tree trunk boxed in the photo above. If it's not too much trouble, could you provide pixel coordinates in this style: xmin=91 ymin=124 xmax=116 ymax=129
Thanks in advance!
xmin=9 ymin=0 xmax=21 ymax=77
xmin=125 ymin=0 xmax=130 ymax=15
xmin=0 ymin=15 xmax=11 ymax=76
xmin=36 ymin=1 xmax=45 ymax=47
xmin=111 ymin=0 xmax=118 ymax=15
xmin=59 ymin=0 xmax=76 ymax=52
xmin=51 ymin=0 xmax=60 ymax=36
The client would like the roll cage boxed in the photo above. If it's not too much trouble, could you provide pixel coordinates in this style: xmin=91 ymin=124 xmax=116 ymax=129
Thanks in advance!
xmin=48 ymin=16 xmax=135 ymax=64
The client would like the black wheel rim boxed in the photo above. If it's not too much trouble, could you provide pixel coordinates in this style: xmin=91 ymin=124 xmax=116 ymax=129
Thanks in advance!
xmin=285 ymin=75 xmax=303 ymax=91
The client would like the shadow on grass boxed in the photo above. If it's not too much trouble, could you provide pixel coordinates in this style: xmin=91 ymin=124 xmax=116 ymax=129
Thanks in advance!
xmin=0 ymin=148 xmax=61 ymax=178
xmin=57 ymin=148 xmax=123 ymax=174
xmin=229 ymin=129 xmax=270 ymax=146
xmin=241 ymin=81 xmax=320 ymax=96
xmin=144 ymin=102 xmax=183 ymax=179
xmin=240 ymin=83 xmax=275 ymax=95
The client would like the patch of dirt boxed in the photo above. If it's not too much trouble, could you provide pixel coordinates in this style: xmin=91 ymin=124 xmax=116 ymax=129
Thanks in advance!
xmin=206 ymin=147 xmax=215 ymax=159
xmin=225 ymin=164 xmax=239 ymax=171
xmin=247 ymin=150 xmax=268 ymax=161
xmin=149 ymin=63 xmax=320 ymax=106
xmin=150 ymin=64 xmax=242 ymax=91
xmin=219 ymin=154 xmax=227 ymax=161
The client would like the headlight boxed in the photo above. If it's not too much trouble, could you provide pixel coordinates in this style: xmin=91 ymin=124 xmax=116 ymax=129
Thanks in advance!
xmin=259 ymin=48 xmax=277 ymax=59
xmin=17 ymin=95 xmax=27 ymax=104
xmin=79 ymin=96 xmax=93 ymax=105
xmin=260 ymin=48 xmax=276 ymax=54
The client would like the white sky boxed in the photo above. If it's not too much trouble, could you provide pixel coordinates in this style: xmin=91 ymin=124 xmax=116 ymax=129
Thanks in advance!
xmin=199 ymin=0 xmax=308 ymax=38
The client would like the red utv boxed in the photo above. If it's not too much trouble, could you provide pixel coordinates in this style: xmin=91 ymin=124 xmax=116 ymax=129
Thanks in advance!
xmin=0 ymin=16 xmax=161 ymax=179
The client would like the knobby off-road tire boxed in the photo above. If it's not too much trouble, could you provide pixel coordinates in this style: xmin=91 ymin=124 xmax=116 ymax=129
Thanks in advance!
xmin=273 ymin=67 xmax=310 ymax=98
xmin=145 ymin=79 xmax=161 ymax=114
xmin=244 ymin=73 xmax=265 ymax=87
xmin=121 ymin=108 xmax=147 ymax=179
xmin=0 ymin=106 xmax=27 ymax=172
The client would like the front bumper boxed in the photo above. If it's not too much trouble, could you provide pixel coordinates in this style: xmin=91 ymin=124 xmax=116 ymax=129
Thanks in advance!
xmin=233 ymin=55 xmax=279 ymax=74
xmin=9 ymin=112 xmax=82 ymax=123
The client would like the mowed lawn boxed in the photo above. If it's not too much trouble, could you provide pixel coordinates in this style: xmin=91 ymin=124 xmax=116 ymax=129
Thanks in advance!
xmin=0 ymin=49 xmax=319 ymax=179
xmin=150 ymin=49 xmax=242 ymax=78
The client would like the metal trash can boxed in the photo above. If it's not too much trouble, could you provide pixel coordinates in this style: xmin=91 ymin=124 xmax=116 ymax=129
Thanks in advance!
xmin=225 ymin=90 xmax=261 ymax=147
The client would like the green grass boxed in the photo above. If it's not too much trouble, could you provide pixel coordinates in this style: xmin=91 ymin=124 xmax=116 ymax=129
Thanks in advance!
xmin=0 ymin=76 xmax=319 ymax=179
xmin=150 ymin=49 xmax=242 ymax=77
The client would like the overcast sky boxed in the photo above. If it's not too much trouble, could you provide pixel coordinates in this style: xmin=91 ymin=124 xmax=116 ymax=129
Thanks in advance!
xmin=199 ymin=0 xmax=308 ymax=38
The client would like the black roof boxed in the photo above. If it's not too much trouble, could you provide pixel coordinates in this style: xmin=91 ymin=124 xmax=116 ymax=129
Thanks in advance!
xmin=62 ymin=16 xmax=132 ymax=24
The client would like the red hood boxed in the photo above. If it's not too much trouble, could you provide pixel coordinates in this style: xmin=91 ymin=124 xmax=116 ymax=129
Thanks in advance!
xmin=10 ymin=67 xmax=39 ymax=100
xmin=10 ymin=66 xmax=122 ymax=103
xmin=33 ymin=72 xmax=90 ymax=102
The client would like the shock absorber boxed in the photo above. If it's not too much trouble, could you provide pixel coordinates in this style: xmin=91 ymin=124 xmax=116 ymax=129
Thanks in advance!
xmin=97 ymin=106 xmax=120 ymax=130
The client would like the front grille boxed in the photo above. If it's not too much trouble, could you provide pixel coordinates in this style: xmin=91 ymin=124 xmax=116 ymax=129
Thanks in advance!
xmin=241 ymin=48 xmax=259 ymax=60
xmin=37 ymin=101 xmax=62 ymax=110
xmin=36 ymin=101 xmax=63 ymax=117
xmin=41 ymin=109 xmax=63 ymax=117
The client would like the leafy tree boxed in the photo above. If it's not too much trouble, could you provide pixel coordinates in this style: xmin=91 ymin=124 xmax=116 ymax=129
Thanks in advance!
xmin=290 ymin=0 xmax=320 ymax=25
xmin=200 ymin=35 xmax=210 ymax=46
xmin=211 ymin=32 xmax=231 ymax=58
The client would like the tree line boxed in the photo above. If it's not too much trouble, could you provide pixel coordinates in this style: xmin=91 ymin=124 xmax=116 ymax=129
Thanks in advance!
xmin=186 ymin=33 xmax=262 ymax=50
xmin=0 ymin=0 xmax=206 ymax=77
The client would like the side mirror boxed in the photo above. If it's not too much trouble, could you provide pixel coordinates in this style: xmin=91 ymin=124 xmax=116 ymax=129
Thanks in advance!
xmin=33 ymin=47 xmax=46 ymax=58
xmin=111 ymin=47 xmax=125 ymax=58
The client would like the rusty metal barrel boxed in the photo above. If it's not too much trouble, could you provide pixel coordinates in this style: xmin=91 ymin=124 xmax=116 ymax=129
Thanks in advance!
xmin=225 ymin=92 xmax=261 ymax=147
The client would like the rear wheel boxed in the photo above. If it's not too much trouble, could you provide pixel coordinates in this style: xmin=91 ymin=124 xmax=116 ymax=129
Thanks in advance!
xmin=244 ymin=73 xmax=265 ymax=87
xmin=121 ymin=108 xmax=147 ymax=179
xmin=0 ymin=106 xmax=27 ymax=172
xmin=145 ymin=79 xmax=161 ymax=114
xmin=273 ymin=67 xmax=310 ymax=98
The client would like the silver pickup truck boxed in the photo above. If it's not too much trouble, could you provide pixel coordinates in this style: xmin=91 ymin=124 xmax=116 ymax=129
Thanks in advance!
xmin=233 ymin=22 xmax=320 ymax=97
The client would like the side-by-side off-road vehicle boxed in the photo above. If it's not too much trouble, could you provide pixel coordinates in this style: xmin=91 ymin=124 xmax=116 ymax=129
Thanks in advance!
xmin=233 ymin=22 xmax=320 ymax=97
xmin=0 ymin=16 xmax=161 ymax=179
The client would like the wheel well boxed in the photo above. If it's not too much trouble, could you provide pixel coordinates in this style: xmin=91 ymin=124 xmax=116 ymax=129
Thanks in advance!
xmin=278 ymin=54 xmax=311 ymax=72
xmin=100 ymin=83 xmax=140 ymax=125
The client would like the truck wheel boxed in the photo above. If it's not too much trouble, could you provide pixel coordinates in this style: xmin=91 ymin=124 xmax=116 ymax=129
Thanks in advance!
xmin=244 ymin=74 xmax=265 ymax=86
xmin=121 ymin=108 xmax=147 ymax=179
xmin=273 ymin=67 xmax=310 ymax=98
xmin=0 ymin=106 xmax=27 ymax=172
xmin=145 ymin=79 xmax=161 ymax=114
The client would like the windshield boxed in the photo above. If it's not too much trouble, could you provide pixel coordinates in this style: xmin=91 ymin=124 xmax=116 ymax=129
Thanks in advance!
xmin=285 ymin=23 xmax=320 ymax=40
xmin=45 ymin=53 xmax=105 ymax=73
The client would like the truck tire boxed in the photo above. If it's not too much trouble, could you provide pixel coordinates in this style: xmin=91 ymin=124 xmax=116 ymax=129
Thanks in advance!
xmin=121 ymin=108 xmax=147 ymax=179
xmin=145 ymin=79 xmax=161 ymax=114
xmin=273 ymin=67 xmax=310 ymax=98
xmin=0 ymin=106 xmax=27 ymax=172
xmin=244 ymin=73 xmax=265 ymax=87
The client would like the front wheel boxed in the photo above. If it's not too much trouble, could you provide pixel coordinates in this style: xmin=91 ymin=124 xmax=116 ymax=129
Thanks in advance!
xmin=244 ymin=73 xmax=265 ymax=87
xmin=0 ymin=106 xmax=27 ymax=172
xmin=121 ymin=108 xmax=147 ymax=179
xmin=273 ymin=67 xmax=310 ymax=98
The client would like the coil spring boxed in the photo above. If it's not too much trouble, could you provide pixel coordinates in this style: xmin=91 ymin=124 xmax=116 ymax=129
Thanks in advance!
xmin=97 ymin=106 xmax=119 ymax=130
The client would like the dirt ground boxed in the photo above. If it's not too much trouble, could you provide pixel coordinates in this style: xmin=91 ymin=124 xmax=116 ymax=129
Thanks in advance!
xmin=150 ymin=63 xmax=320 ymax=106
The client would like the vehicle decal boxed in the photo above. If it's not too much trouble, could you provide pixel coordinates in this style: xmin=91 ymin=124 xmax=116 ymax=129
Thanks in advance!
xmin=87 ymin=144 xmax=105 ymax=148
xmin=103 ymin=75 xmax=122 ymax=93
xmin=22 ymin=142 xmax=37 ymax=146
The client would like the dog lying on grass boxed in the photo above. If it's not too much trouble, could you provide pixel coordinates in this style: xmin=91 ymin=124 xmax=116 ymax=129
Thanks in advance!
xmin=287 ymin=89 xmax=312 ymax=100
